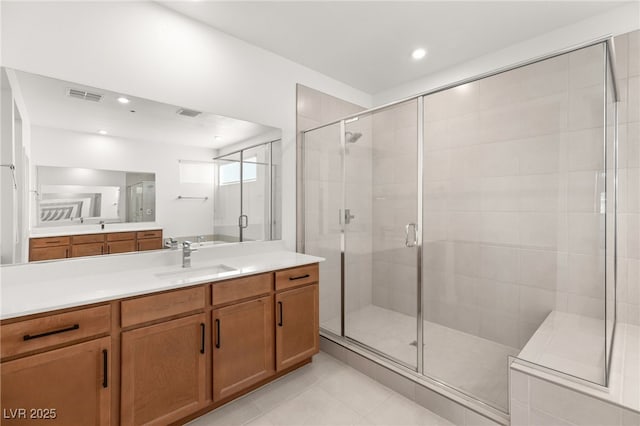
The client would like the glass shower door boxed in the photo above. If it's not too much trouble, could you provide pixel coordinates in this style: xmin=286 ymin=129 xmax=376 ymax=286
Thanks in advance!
xmin=303 ymin=122 xmax=343 ymax=335
xmin=241 ymin=144 xmax=270 ymax=242
xmin=344 ymin=99 xmax=420 ymax=369
xmin=213 ymin=152 xmax=242 ymax=242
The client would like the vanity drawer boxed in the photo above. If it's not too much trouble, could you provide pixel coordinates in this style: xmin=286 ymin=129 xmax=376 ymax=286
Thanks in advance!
xmin=30 ymin=236 xmax=71 ymax=248
xmin=213 ymin=273 xmax=273 ymax=307
xmin=107 ymin=239 xmax=136 ymax=254
xmin=137 ymin=238 xmax=162 ymax=251
xmin=71 ymin=234 xmax=105 ymax=244
xmin=71 ymin=242 xmax=105 ymax=257
xmin=1 ymin=305 xmax=111 ymax=359
xmin=275 ymin=264 xmax=319 ymax=291
xmin=107 ymin=231 xmax=136 ymax=242
xmin=121 ymin=286 xmax=205 ymax=328
xmin=30 ymin=246 xmax=70 ymax=261
xmin=137 ymin=230 xmax=162 ymax=240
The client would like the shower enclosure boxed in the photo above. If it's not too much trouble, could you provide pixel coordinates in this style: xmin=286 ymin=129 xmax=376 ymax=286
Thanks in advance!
xmin=300 ymin=38 xmax=618 ymax=414
xmin=214 ymin=140 xmax=281 ymax=242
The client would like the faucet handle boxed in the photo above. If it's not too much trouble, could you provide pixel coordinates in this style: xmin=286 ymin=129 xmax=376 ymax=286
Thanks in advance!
xmin=183 ymin=241 xmax=198 ymax=252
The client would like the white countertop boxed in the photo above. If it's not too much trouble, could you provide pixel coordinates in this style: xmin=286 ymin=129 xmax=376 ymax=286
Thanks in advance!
xmin=0 ymin=241 xmax=323 ymax=320
xmin=29 ymin=223 xmax=161 ymax=237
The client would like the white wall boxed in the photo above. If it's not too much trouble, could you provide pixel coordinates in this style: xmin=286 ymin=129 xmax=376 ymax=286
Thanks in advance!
xmin=0 ymin=1 xmax=372 ymax=250
xmin=373 ymin=2 xmax=640 ymax=105
xmin=1 ymin=68 xmax=32 ymax=264
xmin=31 ymin=126 xmax=216 ymax=239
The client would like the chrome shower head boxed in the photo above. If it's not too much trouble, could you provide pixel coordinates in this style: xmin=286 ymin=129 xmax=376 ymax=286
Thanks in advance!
xmin=345 ymin=131 xmax=363 ymax=143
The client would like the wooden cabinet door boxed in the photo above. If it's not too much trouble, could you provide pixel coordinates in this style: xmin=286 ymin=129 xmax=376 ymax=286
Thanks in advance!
xmin=275 ymin=284 xmax=319 ymax=371
xmin=121 ymin=313 xmax=207 ymax=426
xmin=71 ymin=242 xmax=104 ymax=258
xmin=106 ymin=239 xmax=136 ymax=254
xmin=1 ymin=337 xmax=111 ymax=425
xmin=137 ymin=238 xmax=162 ymax=251
xmin=212 ymin=295 xmax=274 ymax=401
xmin=29 ymin=245 xmax=69 ymax=261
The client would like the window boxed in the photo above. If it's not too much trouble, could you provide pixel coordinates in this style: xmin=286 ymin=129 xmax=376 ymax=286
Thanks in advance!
xmin=219 ymin=157 xmax=257 ymax=185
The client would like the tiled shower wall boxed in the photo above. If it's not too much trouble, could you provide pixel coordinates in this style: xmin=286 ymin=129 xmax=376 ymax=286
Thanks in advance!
xmin=421 ymin=43 xmax=609 ymax=349
xmin=616 ymin=30 xmax=640 ymax=326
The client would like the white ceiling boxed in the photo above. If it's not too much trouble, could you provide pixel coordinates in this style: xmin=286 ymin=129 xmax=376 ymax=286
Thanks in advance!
xmin=12 ymin=70 xmax=279 ymax=149
xmin=161 ymin=1 xmax=629 ymax=94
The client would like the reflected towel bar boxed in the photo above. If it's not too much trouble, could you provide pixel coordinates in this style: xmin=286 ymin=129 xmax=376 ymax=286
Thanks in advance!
xmin=177 ymin=196 xmax=209 ymax=200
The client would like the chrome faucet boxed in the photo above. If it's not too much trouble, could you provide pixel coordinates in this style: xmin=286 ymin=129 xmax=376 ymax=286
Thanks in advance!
xmin=182 ymin=241 xmax=198 ymax=268
xmin=165 ymin=237 xmax=178 ymax=250
xmin=197 ymin=235 xmax=205 ymax=245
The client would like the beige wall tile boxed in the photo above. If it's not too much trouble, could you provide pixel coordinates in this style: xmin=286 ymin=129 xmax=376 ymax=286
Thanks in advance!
xmin=529 ymin=375 xmax=620 ymax=425
xmin=628 ymin=30 xmax=640 ymax=77
xmin=569 ymin=44 xmax=606 ymax=90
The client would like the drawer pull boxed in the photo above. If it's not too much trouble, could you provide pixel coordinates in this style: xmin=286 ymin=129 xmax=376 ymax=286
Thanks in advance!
xmin=215 ymin=319 xmax=221 ymax=349
xmin=45 ymin=240 xmax=61 ymax=244
xmin=102 ymin=349 xmax=108 ymax=388
xmin=289 ymin=274 xmax=310 ymax=281
xmin=278 ymin=301 xmax=283 ymax=327
xmin=200 ymin=323 xmax=206 ymax=354
xmin=142 ymin=233 xmax=156 ymax=237
xmin=23 ymin=324 xmax=79 ymax=341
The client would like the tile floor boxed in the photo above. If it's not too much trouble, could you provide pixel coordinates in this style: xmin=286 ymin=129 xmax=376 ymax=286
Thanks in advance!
xmin=323 ymin=305 xmax=519 ymax=411
xmin=187 ymin=351 xmax=453 ymax=426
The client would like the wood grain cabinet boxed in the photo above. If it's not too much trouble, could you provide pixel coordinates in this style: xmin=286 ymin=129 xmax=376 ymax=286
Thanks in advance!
xmin=121 ymin=313 xmax=208 ymax=426
xmin=29 ymin=236 xmax=71 ymax=261
xmin=0 ymin=304 xmax=112 ymax=425
xmin=1 ymin=337 xmax=111 ymax=425
xmin=136 ymin=230 xmax=163 ymax=251
xmin=1 ymin=263 xmax=319 ymax=426
xmin=106 ymin=232 xmax=137 ymax=254
xmin=275 ymin=280 xmax=319 ymax=371
xmin=212 ymin=295 xmax=275 ymax=401
xmin=29 ymin=229 xmax=162 ymax=261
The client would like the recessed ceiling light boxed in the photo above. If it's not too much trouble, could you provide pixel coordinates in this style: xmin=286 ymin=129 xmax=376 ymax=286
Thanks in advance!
xmin=214 ymin=136 xmax=223 ymax=141
xmin=98 ymin=130 xmax=108 ymax=135
xmin=117 ymin=96 xmax=130 ymax=104
xmin=412 ymin=48 xmax=427 ymax=60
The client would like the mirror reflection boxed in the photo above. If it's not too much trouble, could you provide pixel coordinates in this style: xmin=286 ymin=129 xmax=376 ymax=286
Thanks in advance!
xmin=36 ymin=166 xmax=156 ymax=226
xmin=0 ymin=67 xmax=282 ymax=265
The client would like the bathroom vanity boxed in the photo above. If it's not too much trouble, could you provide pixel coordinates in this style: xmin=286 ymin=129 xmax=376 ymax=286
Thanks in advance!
xmin=0 ymin=243 xmax=321 ymax=425
xmin=29 ymin=229 xmax=164 ymax=261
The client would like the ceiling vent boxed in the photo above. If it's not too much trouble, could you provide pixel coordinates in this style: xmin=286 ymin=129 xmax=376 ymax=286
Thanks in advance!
xmin=177 ymin=108 xmax=202 ymax=118
xmin=67 ymin=88 xmax=103 ymax=102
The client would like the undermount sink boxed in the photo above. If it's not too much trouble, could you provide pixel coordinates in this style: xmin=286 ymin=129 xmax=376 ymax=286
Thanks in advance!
xmin=155 ymin=264 xmax=237 ymax=282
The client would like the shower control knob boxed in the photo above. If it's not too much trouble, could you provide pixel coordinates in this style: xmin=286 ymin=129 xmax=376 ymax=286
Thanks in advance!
xmin=345 ymin=209 xmax=355 ymax=224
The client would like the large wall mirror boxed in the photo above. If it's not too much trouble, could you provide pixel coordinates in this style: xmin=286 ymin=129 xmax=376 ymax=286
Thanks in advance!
xmin=0 ymin=67 xmax=282 ymax=265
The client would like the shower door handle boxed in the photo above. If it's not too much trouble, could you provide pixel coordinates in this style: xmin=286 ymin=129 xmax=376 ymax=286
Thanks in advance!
xmin=238 ymin=215 xmax=248 ymax=228
xmin=405 ymin=223 xmax=418 ymax=247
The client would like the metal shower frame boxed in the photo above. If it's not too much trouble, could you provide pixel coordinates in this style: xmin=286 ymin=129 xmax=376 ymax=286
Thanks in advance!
xmin=298 ymin=35 xmax=620 ymax=417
